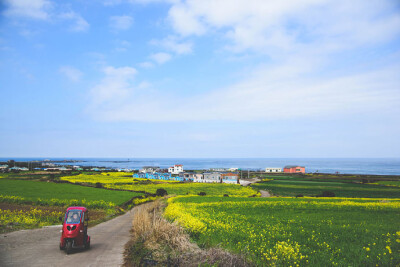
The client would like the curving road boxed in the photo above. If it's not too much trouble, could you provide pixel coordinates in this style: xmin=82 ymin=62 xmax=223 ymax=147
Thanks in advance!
xmin=0 ymin=209 xmax=134 ymax=267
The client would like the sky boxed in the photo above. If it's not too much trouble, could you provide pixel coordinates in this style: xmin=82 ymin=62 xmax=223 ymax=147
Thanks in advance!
xmin=0 ymin=0 xmax=399 ymax=158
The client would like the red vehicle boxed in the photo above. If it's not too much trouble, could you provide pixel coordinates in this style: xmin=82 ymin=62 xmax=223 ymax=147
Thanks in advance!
xmin=59 ymin=207 xmax=90 ymax=254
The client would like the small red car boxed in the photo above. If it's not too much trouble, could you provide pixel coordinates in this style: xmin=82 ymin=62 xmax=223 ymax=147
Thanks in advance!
xmin=59 ymin=206 xmax=90 ymax=254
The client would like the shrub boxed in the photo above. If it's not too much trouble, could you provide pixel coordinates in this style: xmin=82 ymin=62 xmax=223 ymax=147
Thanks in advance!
xmin=156 ymin=188 xmax=168 ymax=197
xmin=296 ymin=194 xmax=304 ymax=197
xmin=95 ymin=182 xmax=103 ymax=188
xmin=224 ymin=194 xmax=229 ymax=197
xmin=198 ymin=192 xmax=207 ymax=196
xmin=318 ymin=191 xmax=335 ymax=197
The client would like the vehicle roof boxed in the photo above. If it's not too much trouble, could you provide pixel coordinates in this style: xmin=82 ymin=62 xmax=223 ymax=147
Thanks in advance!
xmin=66 ymin=206 xmax=87 ymax=212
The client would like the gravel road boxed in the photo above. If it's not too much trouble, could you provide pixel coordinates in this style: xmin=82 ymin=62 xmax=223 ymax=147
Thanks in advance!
xmin=0 ymin=209 xmax=134 ymax=267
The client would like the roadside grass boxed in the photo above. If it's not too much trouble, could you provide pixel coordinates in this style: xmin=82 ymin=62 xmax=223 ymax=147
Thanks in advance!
xmin=164 ymin=196 xmax=400 ymax=266
xmin=251 ymin=179 xmax=400 ymax=198
xmin=124 ymin=199 xmax=248 ymax=267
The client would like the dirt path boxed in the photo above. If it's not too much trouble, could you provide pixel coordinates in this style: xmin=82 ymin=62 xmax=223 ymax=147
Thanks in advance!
xmin=0 ymin=209 xmax=134 ymax=267
xmin=260 ymin=190 xmax=272 ymax=197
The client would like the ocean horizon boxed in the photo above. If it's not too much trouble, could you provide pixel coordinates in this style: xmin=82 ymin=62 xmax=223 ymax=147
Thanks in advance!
xmin=1 ymin=157 xmax=399 ymax=175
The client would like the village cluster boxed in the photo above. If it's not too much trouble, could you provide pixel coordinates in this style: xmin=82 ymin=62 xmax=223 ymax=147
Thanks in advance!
xmin=133 ymin=164 xmax=306 ymax=184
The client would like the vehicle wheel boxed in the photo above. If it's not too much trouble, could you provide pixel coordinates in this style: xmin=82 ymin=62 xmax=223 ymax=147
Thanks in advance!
xmin=66 ymin=241 xmax=72 ymax=254
xmin=85 ymin=241 xmax=90 ymax=249
xmin=59 ymin=243 xmax=64 ymax=250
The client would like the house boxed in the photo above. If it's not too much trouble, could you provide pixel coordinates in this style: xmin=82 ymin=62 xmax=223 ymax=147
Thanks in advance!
xmin=0 ymin=165 xmax=8 ymax=170
xmin=140 ymin=166 xmax=161 ymax=173
xmin=202 ymin=172 xmax=222 ymax=183
xmin=220 ymin=172 xmax=239 ymax=184
xmin=265 ymin=167 xmax=282 ymax=173
xmin=179 ymin=172 xmax=198 ymax=181
xmin=192 ymin=173 xmax=205 ymax=183
xmin=133 ymin=172 xmax=184 ymax=181
xmin=283 ymin=166 xmax=305 ymax=173
xmin=168 ymin=164 xmax=184 ymax=174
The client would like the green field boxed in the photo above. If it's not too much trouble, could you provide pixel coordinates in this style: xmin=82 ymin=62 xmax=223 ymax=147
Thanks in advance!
xmin=252 ymin=179 xmax=400 ymax=198
xmin=107 ymin=182 xmax=258 ymax=197
xmin=0 ymin=179 xmax=142 ymax=207
xmin=59 ymin=172 xmax=258 ymax=197
xmin=164 ymin=196 xmax=400 ymax=266
xmin=372 ymin=181 xmax=400 ymax=187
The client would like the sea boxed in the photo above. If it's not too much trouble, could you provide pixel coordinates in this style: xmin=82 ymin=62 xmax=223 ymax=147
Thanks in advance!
xmin=1 ymin=158 xmax=400 ymax=175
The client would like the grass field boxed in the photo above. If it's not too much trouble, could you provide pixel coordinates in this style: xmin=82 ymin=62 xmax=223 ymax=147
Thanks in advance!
xmin=0 ymin=178 xmax=144 ymax=233
xmin=59 ymin=172 xmax=258 ymax=197
xmin=60 ymin=172 xmax=182 ymax=184
xmin=164 ymin=196 xmax=400 ymax=266
xmin=107 ymin=183 xmax=258 ymax=197
xmin=0 ymin=179 xmax=142 ymax=206
xmin=252 ymin=179 xmax=400 ymax=198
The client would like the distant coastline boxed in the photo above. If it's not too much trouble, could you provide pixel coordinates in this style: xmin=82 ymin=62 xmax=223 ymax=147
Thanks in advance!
xmin=1 ymin=158 xmax=399 ymax=175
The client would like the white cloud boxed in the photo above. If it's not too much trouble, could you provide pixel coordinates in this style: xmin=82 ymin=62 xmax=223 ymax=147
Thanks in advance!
xmin=104 ymin=0 xmax=179 ymax=5
xmin=59 ymin=66 xmax=83 ymax=82
xmin=167 ymin=0 xmax=400 ymax=54
xmin=139 ymin=61 xmax=155 ymax=68
xmin=89 ymin=66 xmax=137 ymax=109
xmin=149 ymin=52 xmax=172 ymax=64
xmin=59 ymin=12 xmax=90 ymax=32
xmin=3 ymin=0 xmax=52 ymax=20
xmin=87 ymin=59 xmax=400 ymax=122
xmin=150 ymin=36 xmax=193 ymax=55
xmin=109 ymin=15 xmax=134 ymax=31
xmin=114 ymin=39 xmax=131 ymax=52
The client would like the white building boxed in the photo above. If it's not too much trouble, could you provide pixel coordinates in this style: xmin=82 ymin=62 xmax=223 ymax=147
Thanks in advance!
xmin=202 ymin=172 xmax=222 ymax=183
xmin=265 ymin=167 xmax=282 ymax=173
xmin=168 ymin=164 xmax=184 ymax=174
xmin=140 ymin=166 xmax=161 ymax=173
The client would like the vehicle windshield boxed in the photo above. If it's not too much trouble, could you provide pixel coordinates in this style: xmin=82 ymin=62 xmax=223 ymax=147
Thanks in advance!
xmin=65 ymin=210 xmax=82 ymax=224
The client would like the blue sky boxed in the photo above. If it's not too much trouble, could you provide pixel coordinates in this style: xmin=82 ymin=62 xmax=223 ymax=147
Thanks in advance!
xmin=0 ymin=0 xmax=399 ymax=158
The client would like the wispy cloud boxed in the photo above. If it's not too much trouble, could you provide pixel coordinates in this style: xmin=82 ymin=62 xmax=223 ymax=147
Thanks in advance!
xmin=167 ymin=0 xmax=400 ymax=54
xmin=149 ymin=52 xmax=172 ymax=64
xmin=3 ymin=0 xmax=52 ymax=20
xmin=109 ymin=15 xmax=134 ymax=31
xmin=59 ymin=11 xmax=90 ymax=32
xmin=138 ymin=61 xmax=155 ymax=68
xmin=59 ymin=66 xmax=83 ymax=82
xmin=150 ymin=36 xmax=193 ymax=55
xmin=88 ymin=66 xmax=137 ymax=110
xmin=87 ymin=59 xmax=400 ymax=122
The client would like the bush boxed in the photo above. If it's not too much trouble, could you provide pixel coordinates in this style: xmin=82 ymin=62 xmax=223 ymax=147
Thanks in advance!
xmin=296 ymin=194 xmax=304 ymax=197
xmin=95 ymin=182 xmax=103 ymax=188
xmin=224 ymin=194 xmax=229 ymax=197
xmin=156 ymin=188 xmax=168 ymax=197
xmin=198 ymin=192 xmax=207 ymax=196
xmin=318 ymin=191 xmax=335 ymax=197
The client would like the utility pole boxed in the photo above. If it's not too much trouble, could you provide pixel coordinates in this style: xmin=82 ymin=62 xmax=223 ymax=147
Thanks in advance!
xmin=248 ymin=169 xmax=249 ymax=179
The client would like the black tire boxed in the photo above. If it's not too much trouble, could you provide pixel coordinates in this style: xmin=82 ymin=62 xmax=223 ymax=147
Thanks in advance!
xmin=66 ymin=241 xmax=72 ymax=254
xmin=59 ymin=243 xmax=64 ymax=250
xmin=85 ymin=241 xmax=90 ymax=250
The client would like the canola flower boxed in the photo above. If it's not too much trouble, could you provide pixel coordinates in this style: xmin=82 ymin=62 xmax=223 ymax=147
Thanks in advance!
xmin=61 ymin=172 xmax=179 ymax=184
xmin=0 ymin=208 xmax=63 ymax=230
xmin=164 ymin=196 xmax=400 ymax=266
